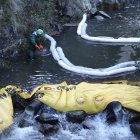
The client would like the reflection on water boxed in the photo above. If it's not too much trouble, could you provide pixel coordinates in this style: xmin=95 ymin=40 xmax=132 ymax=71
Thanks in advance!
xmin=0 ymin=5 xmax=140 ymax=140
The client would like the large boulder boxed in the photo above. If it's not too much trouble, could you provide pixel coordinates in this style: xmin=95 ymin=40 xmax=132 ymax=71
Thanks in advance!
xmin=57 ymin=0 xmax=92 ymax=17
xmin=95 ymin=0 xmax=126 ymax=10
xmin=37 ymin=113 xmax=60 ymax=134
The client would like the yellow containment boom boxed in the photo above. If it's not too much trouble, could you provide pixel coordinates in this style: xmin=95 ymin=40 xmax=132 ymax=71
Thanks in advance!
xmin=0 ymin=81 xmax=140 ymax=132
xmin=0 ymin=87 xmax=13 ymax=133
xmin=30 ymin=82 xmax=140 ymax=114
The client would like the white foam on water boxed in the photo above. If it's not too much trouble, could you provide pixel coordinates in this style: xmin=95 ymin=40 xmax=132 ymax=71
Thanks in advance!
xmin=48 ymin=113 xmax=137 ymax=140
xmin=1 ymin=126 xmax=45 ymax=140
xmin=1 ymin=113 xmax=137 ymax=140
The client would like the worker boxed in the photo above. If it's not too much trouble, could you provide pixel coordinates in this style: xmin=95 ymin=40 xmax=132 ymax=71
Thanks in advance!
xmin=27 ymin=29 xmax=45 ymax=59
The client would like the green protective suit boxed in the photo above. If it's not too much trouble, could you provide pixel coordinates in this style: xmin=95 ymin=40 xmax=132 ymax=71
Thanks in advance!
xmin=29 ymin=31 xmax=41 ymax=51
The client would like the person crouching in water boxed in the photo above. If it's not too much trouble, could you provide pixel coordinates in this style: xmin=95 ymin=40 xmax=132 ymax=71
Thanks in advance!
xmin=27 ymin=29 xmax=45 ymax=59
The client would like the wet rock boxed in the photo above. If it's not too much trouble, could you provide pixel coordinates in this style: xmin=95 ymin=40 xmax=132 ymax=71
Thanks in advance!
xmin=18 ymin=101 xmax=43 ymax=127
xmin=12 ymin=93 xmax=31 ymax=109
xmin=39 ymin=104 xmax=58 ymax=115
xmin=41 ymin=123 xmax=59 ymax=133
xmin=130 ymin=123 xmax=140 ymax=137
xmin=18 ymin=109 xmax=35 ymax=128
xmin=129 ymin=110 xmax=140 ymax=137
xmin=66 ymin=110 xmax=87 ymax=123
xmin=106 ymin=101 xmax=123 ymax=123
xmin=36 ymin=112 xmax=60 ymax=134
xmin=129 ymin=111 xmax=140 ymax=124
xmin=87 ymin=7 xmax=111 ymax=21
xmin=36 ymin=113 xmax=59 ymax=125
xmin=90 ymin=8 xmax=111 ymax=19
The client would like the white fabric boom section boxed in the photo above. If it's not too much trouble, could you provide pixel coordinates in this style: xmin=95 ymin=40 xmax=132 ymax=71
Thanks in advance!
xmin=77 ymin=14 xmax=140 ymax=43
xmin=45 ymin=34 xmax=138 ymax=76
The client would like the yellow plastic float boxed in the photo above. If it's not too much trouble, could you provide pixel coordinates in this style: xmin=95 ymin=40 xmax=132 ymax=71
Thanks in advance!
xmin=0 ymin=87 xmax=13 ymax=133
xmin=0 ymin=81 xmax=140 ymax=132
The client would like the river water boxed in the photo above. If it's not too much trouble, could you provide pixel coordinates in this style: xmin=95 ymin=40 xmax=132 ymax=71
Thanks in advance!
xmin=0 ymin=4 xmax=140 ymax=140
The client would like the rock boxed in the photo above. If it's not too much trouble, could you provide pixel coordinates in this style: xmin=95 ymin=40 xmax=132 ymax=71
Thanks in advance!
xmin=66 ymin=110 xmax=87 ymax=123
xmin=97 ymin=0 xmax=125 ymax=10
xmin=36 ymin=112 xmax=60 ymax=134
xmin=128 ymin=110 xmax=140 ymax=137
xmin=39 ymin=121 xmax=60 ymax=134
xmin=130 ymin=123 xmax=140 ymax=137
xmin=18 ymin=101 xmax=43 ymax=128
xmin=88 ymin=7 xmax=111 ymax=20
xmin=129 ymin=111 xmax=140 ymax=124
xmin=90 ymin=7 xmax=98 ymax=15
xmin=42 ymin=123 xmax=59 ymax=133
xmin=12 ymin=93 xmax=31 ymax=109
xmin=36 ymin=113 xmax=59 ymax=125
xmin=106 ymin=101 xmax=123 ymax=123
xmin=18 ymin=109 xmax=34 ymax=128
xmin=57 ymin=0 xmax=92 ymax=17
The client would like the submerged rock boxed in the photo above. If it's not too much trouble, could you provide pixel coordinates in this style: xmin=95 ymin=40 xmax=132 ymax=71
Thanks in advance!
xmin=129 ymin=111 xmax=140 ymax=124
xmin=36 ymin=112 xmax=59 ymax=125
xmin=40 ymin=123 xmax=60 ymax=134
xmin=130 ymin=123 xmax=140 ymax=137
xmin=66 ymin=110 xmax=87 ymax=123
xmin=68 ymin=123 xmax=83 ymax=133
xmin=37 ymin=114 xmax=60 ymax=134
xmin=129 ymin=110 xmax=140 ymax=137
xmin=18 ymin=109 xmax=35 ymax=128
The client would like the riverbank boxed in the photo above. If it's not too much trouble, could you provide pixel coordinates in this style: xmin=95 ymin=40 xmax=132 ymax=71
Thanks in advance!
xmin=0 ymin=0 xmax=139 ymax=61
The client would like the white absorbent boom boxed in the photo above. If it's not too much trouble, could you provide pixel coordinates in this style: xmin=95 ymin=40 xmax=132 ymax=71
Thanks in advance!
xmin=77 ymin=13 xmax=140 ymax=44
xmin=45 ymin=34 xmax=140 ymax=76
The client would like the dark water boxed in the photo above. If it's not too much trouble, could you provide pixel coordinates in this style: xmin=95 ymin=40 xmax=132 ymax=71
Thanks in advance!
xmin=0 ymin=4 xmax=140 ymax=140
